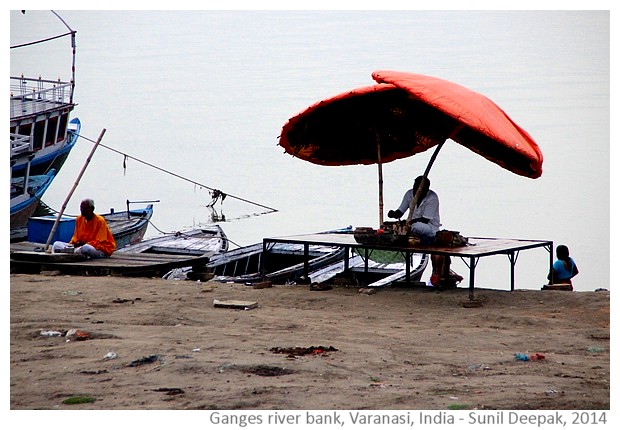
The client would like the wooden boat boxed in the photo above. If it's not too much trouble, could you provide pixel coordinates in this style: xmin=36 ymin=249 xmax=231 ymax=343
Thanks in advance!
xmin=118 ymin=225 xmax=229 ymax=256
xmin=13 ymin=203 xmax=154 ymax=248
xmin=308 ymin=250 xmax=429 ymax=288
xmin=10 ymin=12 xmax=79 ymax=177
xmin=10 ymin=240 xmax=211 ymax=278
xmin=104 ymin=204 xmax=155 ymax=249
xmin=204 ymin=242 xmax=346 ymax=284
xmin=10 ymin=167 xmax=57 ymax=230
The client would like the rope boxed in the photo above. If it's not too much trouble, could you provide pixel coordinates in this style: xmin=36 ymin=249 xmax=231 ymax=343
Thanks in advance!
xmin=10 ymin=31 xmax=75 ymax=49
xmin=74 ymin=132 xmax=278 ymax=214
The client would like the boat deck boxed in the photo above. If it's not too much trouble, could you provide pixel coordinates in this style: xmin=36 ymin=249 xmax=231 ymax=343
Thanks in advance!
xmin=263 ymin=233 xmax=554 ymax=299
xmin=10 ymin=77 xmax=74 ymax=121
xmin=10 ymin=241 xmax=210 ymax=277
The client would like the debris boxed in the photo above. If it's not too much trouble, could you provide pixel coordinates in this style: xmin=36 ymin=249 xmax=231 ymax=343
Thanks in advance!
xmin=186 ymin=270 xmax=214 ymax=282
xmin=217 ymin=363 xmax=294 ymax=376
xmin=112 ymin=297 xmax=140 ymax=304
xmin=79 ymin=369 xmax=108 ymax=375
xmin=62 ymin=290 xmax=82 ymax=296
xmin=270 ymin=346 xmax=338 ymax=358
xmin=358 ymin=287 xmax=376 ymax=295
xmin=460 ymin=298 xmax=484 ymax=308
xmin=65 ymin=329 xmax=91 ymax=341
xmin=514 ymin=352 xmax=545 ymax=361
xmin=213 ymin=299 xmax=258 ymax=310
xmin=310 ymin=282 xmax=332 ymax=291
xmin=40 ymin=330 xmax=64 ymax=337
xmin=467 ymin=363 xmax=491 ymax=372
xmin=153 ymin=388 xmax=184 ymax=395
xmin=587 ymin=346 xmax=606 ymax=353
xmin=40 ymin=270 xmax=64 ymax=276
xmin=62 ymin=396 xmax=96 ymax=405
xmin=103 ymin=352 xmax=118 ymax=360
xmin=126 ymin=354 xmax=160 ymax=367
xmin=252 ymin=280 xmax=272 ymax=289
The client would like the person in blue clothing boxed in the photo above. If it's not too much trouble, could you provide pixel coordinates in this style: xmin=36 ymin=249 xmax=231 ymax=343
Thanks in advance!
xmin=548 ymin=244 xmax=579 ymax=285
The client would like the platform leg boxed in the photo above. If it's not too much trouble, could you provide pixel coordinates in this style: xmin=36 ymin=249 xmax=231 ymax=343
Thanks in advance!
xmin=469 ymin=256 xmax=476 ymax=301
xmin=261 ymin=240 xmax=268 ymax=277
xmin=509 ymin=251 xmax=516 ymax=291
xmin=406 ymin=251 xmax=411 ymax=283
xmin=303 ymin=243 xmax=309 ymax=278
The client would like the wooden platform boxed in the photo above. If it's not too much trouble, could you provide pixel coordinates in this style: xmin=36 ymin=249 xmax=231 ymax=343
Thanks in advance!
xmin=10 ymin=242 xmax=210 ymax=277
xmin=263 ymin=233 xmax=554 ymax=299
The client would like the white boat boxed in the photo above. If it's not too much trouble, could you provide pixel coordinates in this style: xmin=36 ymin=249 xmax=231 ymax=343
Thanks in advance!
xmin=10 ymin=12 xmax=79 ymax=177
xmin=119 ymin=225 xmax=229 ymax=257
xmin=309 ymin=251 xmax=429 ymax=288
xmin=204 ymin=241 xmax=345 ymax=284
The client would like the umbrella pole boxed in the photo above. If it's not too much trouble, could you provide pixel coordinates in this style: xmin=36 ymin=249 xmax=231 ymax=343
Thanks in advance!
xmin=423 ymin=140 xmax=445 ymax=177
xmin=406 ymin=141 xmax=446 ymax=224
xmin=377 ymin=135 xmax=384 ymax=227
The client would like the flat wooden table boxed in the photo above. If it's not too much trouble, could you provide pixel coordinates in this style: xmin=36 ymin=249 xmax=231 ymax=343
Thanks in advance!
xmin=262 ymin=233 xmax=554 ymax=299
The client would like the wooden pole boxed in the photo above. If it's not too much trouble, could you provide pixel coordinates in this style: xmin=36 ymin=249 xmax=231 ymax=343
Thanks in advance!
xmin=377 ymin=134 xmax=384 ymax=227
xmin=406 ymin=122 xmax=465 ymax=225
xmin=45 ymin=128 xmax=106 ymax=251
xmin=406 ymin=140 xmax=445 ymax=224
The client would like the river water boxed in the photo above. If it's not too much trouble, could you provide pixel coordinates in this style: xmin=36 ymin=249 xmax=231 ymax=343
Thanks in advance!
xmin=9 ymin=9 xmax=610 ymax=291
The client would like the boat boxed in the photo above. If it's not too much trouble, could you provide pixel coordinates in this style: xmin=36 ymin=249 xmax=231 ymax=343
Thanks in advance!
xmin=204 ymin=241 xmax=347 ymax=284
xmin=308 ymin=250 xmax=429 ymax=288
xmin=10 ymin=240 xmax=212 ymax=278
xmin=118 ymin=225 xmax=228 ymax=256
xmin=16 ymin=202 xmax=155 ymax=248
xmin=11 ymin=116 xmax=81 ymax=177
xmin=10 ymin=166 xmax=57 ymax=230
xmin=10 ymin=12 xmax=79 ymax=177
xmin=103 ymin=203 xmax=155 ymax=248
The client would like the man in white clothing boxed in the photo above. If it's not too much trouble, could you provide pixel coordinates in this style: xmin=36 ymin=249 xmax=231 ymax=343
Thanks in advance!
xmin=387 ymin=176 xmax=462 ymax=288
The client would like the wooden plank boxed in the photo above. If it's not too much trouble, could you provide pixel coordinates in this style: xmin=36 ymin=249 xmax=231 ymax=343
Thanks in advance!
xmin=213 ymin=299 xmax=258 ymax=310
xmin=10 ymin=241 xmax=210 ymax=277
xmin=10 ymin=251 xmax=88 ymax=263
xmin=264 ymin=234 xmax=551 ymax=258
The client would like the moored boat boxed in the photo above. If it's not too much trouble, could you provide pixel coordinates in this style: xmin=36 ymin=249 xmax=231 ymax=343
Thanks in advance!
xmin=10 ymin=11 xmax=79 ymax=177
xmin=16 ymin=203 xmax=155 ymax=248
xmin=309 ymin=250 xmax=429 ymax=288
xmin=118 ymin=225 xmax=229 ymax=256
xmin=206 ymin=242 xmax=346 ymax=284
xmin=10 ymin=167 xmax=57 ymax=230
xmin=104 ymin=204 xmax=155 ymax=249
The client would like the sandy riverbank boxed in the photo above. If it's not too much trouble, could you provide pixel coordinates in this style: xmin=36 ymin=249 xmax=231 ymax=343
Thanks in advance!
xmin=10 ymin=273 xmax=609 ymax=412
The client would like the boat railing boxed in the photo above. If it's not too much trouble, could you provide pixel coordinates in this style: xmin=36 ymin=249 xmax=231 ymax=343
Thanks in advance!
xmin=10 ymin=75 xmax=74 ymax=119
xmin=10 ymin=133 xmax=32 ymax=159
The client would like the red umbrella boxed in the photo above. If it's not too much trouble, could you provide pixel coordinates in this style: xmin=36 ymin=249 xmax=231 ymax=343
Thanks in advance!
xmin=279 ymin=71 xmax=543 ymax=225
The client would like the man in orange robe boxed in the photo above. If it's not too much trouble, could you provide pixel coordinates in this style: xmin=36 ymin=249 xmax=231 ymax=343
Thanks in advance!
xmin=52 ymin=198 xmax=116 ymax=258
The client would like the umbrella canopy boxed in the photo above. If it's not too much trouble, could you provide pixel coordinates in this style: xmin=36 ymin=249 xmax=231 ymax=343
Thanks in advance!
xmin=279 ymin=70 xmax=543 ymax=179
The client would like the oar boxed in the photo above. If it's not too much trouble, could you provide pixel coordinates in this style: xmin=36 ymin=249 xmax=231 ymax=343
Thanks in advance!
xmin=44 ymin=128 xmax=107 ymax=252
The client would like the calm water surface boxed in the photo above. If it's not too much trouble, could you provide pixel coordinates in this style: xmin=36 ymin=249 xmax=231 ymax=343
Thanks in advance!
xmin=9 ymin=10 xmax=610 ymax=291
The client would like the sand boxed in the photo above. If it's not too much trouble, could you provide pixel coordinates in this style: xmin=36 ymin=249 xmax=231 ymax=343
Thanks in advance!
xmin=9 ymin=273 xmax=609 ymax=412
